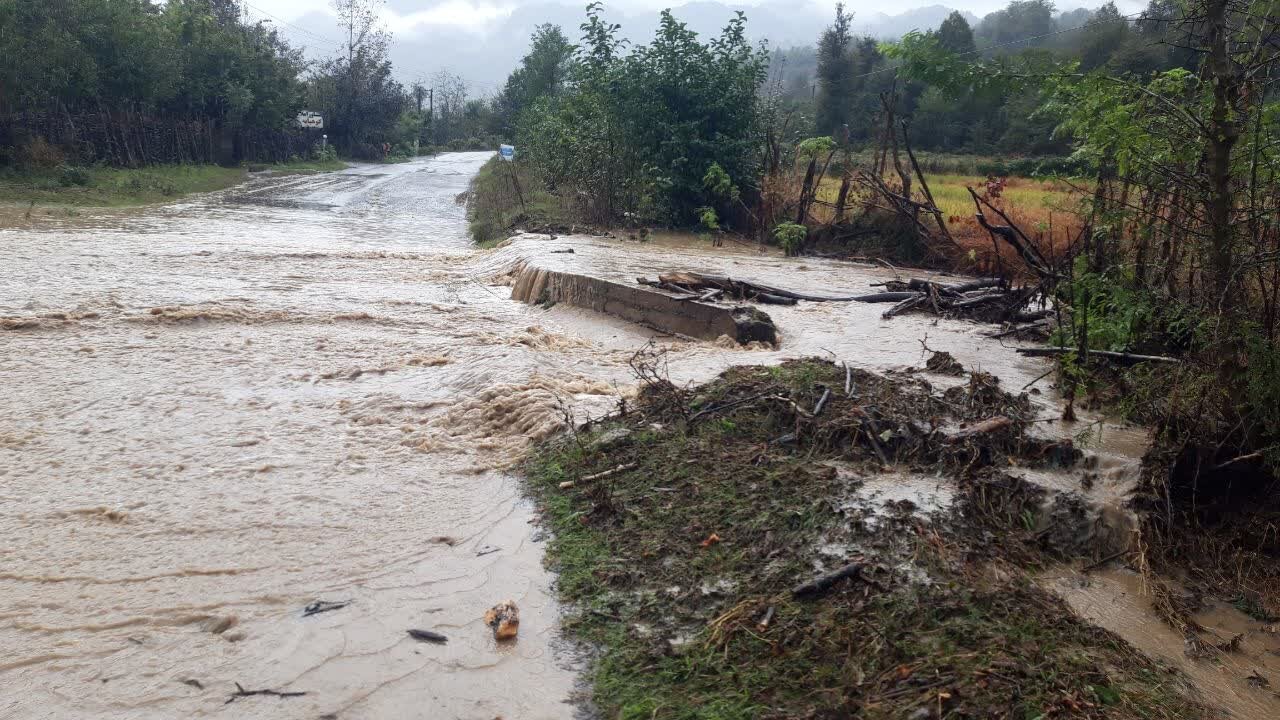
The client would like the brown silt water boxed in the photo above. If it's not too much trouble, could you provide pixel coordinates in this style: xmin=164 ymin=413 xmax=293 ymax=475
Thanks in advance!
xmin=2 ymin=153 xmax=1270 ymax=718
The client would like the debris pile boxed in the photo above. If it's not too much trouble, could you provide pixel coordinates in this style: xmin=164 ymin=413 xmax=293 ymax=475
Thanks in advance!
xmin=635 ymin=270 xmax=1053 ymax=332
xmin=525 ymin=357 xmax=1210 ymax=719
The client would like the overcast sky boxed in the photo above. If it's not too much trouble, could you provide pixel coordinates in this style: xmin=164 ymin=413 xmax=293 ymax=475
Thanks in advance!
xmin=240 ymin=0 xmax=1146 ymax=93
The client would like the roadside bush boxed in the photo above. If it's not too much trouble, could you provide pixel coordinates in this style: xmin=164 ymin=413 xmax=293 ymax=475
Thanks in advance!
xmin=16 ymin=137 xmax=64 ymax=170
xmin=57 ymin=165 xmax=91 ymax=187
xmin=349 ymin=143 xmax=382 ymax=161
xmin=311 ymin=144 xmax=338 ymax=162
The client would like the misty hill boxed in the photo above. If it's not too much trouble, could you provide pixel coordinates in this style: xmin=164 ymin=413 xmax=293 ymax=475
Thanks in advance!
xmin=280 ymin=2 xmax=978 ymax=92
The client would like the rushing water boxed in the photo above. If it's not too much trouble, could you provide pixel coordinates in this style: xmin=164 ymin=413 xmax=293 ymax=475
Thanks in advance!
xmin=0 ymin=153 xmax=1262 ymax=718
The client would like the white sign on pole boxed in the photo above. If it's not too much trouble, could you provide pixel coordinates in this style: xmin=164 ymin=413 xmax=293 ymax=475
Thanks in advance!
xmin=296 ymin=111 xmax=324 ymax=129
xmin=499 ymin=144 xmax=515 ymax=161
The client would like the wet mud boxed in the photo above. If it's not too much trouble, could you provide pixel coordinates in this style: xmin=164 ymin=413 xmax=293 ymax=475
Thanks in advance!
xmin=0 ymin=152 xmax=1242 ymax=717
xmin=1044 ymin=568 xmax=1280 ymax=719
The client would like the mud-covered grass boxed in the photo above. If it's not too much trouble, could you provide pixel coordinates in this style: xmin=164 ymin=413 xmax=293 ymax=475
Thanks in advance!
xmin=526 ymin=359 xmax=1210 ymax=719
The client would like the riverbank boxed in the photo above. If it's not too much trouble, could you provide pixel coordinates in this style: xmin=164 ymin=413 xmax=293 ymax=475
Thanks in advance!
xmin=466 ymin=156 xmax=574 ymax=246
xmin=0 ymin=158 xmax=347 ymax=208
xmin=525 ymin=357 xmax=1215 ymax=719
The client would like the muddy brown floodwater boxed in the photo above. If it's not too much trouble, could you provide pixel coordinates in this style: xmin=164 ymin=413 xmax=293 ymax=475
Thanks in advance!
xmin=0 ymin=152 xmax=1271 ymax=718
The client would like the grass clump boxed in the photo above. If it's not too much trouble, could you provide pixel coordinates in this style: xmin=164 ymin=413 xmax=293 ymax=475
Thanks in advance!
xmin=526 ymin=358 xmax=1211 ymax=719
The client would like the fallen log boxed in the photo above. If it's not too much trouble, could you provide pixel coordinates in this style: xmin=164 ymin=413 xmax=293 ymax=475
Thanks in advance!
xmin=1012 ymin=309 xmax=1053 ymax=323
xmin=950 ymin=277 xmax=1004 ymax=293
xmin=813 ymin=388 xmax=832 ymax=416
xmin=906 ymin=278 xmax=960 ymax=296
xmin=853 ymin=291 xmax=922 ymax=303
xmin=792 ymin=561 xmax=864 ymax=598
xmin=946 ymin=416 xmax=1013 ymax=443
xmin=949 ymin=291 xmax=1009 ymax=309
xmin=881 ymin=293 xmax=927 ymax=319
xmin=754 ymin=292 xmax=798 ymax=306
xmin=987 ymin=320 xmax=1049 ymax=339
xmin=1015 ymin=347 xmax=1180 ymax=366
xmin=647 ymin=272 xmax=908 ymax=303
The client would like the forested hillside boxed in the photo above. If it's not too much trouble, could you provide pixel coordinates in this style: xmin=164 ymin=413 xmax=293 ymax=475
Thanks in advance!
xmin=773 ymin=0 xmax=1193 ymax=157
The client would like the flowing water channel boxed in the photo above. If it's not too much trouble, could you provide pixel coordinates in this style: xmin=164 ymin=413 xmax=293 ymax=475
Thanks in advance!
xmin=1 ymin=152 xmax=1275 ymax=718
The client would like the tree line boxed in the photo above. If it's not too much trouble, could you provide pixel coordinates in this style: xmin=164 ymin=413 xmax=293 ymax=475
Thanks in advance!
xmin=0 ymin=0 xmax=499 ymax=168
xmin=792 ymin=0 xmax=1201 ymax=159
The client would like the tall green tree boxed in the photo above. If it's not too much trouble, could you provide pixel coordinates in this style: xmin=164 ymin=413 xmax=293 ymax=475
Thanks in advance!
xmin=494 ymin=24 xmax=576 ymax=136
xmin=936 ymin=11 xmax=976 ymax=55
xmin=814 ymin=3 xmax=855 ymax=137
xmin=1077 ymin=2 xmax=1130 ymax=71
xmin=976 ymin=0 xmax=1056 ymax=49
xmin=519 ymin=3 xmax=767 ymax=225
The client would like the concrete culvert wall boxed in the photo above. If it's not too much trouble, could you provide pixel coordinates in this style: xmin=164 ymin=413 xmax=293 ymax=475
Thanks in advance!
xmin=507 ymin=262 xmax=777 ymax=345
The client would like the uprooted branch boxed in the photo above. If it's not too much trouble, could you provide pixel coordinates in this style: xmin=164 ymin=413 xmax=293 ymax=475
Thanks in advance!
xmin=638 ymin=271 xmax=921 ymax=304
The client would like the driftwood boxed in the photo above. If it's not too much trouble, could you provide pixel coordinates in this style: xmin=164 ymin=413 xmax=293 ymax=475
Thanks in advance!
xmin=639 ymin=272 xmax=915 ymax=303
xmin=951 ymin=291 xmax=1007 ymax=308
xmin=813 ymin=388 xmax=832 ymax=416
xmin=792 ymin=561 xmax=864 ymax=598
xmin=1015 ymin=347 xmax=1180 ymax=366
xmin=302 ymin=600 xmax=350 ymax=617
xmin=225 ymin=683 xmax=307 ymax=704
xmin=559 ymin=462 xmax=638 ymax=489
xmin=968 ymin=187 xmax=1055 ymax=279
xmin=946 ymin=416 xmax=1013 ymax=443
xmin=861 ymin=417 xmax=892 ymax=466
xmin=987 ymin=320 xmax=1050 ymax=339
xmin=881 ymin=293 xmax=927 ymax=319
xmin=407 ymin=629 xmax=448 ymax=644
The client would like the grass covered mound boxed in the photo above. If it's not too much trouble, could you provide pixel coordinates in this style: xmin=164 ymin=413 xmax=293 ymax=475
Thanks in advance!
xmin=526 ymin=358 xmax=1209 ymax=719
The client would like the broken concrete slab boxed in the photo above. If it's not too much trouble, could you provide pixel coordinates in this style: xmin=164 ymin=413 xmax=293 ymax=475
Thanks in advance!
xmin=508 ymin=262 xmax=777 ymax=345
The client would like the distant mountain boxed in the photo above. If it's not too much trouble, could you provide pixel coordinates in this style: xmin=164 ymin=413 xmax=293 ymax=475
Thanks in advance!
xmin=854 ymin=6 xmax=982 ymax=40
xmin=279 ymin=3 xmax=979 ymax=92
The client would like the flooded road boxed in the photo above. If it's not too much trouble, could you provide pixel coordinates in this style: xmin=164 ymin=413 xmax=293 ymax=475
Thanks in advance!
xmin=1 ymin=154 xmax=596 ymax=719
xmin=0 ymin=152 xmax=1261 ymax=718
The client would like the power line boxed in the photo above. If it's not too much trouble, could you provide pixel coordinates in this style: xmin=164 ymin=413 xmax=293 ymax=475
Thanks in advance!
xmin=242 ymin=3 xmax=345 ymax=50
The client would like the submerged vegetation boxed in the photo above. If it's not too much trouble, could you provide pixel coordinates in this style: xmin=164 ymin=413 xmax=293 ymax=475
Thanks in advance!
xmin=526 ymin=358 xmax=1210 ymax=719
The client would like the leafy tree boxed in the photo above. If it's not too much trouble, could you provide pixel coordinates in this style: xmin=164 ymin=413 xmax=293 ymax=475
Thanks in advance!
xmin=1077 ymin=2 xmax=1130 ymax=72
xmin=495 ymin=24 xmax=576 ymax=135
xmin=814 ymin=3 xmax=855 ymax=137
xmin=976 ymin=0 xmax=1057 ymax=49
xmin=936 ymin=11 xmax=977 ymax=55
xmin=518 ymin=3 xmax=767 ymax=226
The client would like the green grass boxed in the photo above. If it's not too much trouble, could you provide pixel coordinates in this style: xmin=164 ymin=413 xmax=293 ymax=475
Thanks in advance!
xmin=465 ymin=155 xmax=574 ymax=246
xmin=0 ymin=158 xmax=346 ymax=208
xmin=525 ymin=359 xmax=1212 ymax=720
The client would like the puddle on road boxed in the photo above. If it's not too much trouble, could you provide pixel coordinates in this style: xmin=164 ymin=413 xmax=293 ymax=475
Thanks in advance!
xmin=0 ymin=152 xmax=1205 ymax=718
